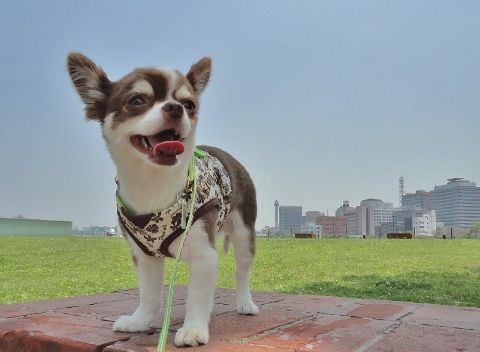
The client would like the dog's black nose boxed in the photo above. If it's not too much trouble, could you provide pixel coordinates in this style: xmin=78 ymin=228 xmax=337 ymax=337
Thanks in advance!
xmin=162 ymin=102 xmax=183 ymax=119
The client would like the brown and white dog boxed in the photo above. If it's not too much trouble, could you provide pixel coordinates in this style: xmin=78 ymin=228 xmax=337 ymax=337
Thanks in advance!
xmin=67 ymin=53 xmax=258 ymax=347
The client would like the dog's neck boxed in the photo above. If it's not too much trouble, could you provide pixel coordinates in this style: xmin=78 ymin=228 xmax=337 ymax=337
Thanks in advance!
xmin=114 ymin=150 xmax=193 ymax=215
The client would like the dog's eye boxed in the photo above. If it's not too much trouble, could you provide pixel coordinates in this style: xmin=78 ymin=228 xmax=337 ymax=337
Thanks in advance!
xmin=128 ymin=95 xmax=145 ymax=106
xmin=182 ymin=100 xmax=196 ymax=110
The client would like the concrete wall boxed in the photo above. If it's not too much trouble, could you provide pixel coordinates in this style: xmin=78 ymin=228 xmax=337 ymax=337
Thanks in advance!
xmin=0 ymin=218 xmax=72 ymax=236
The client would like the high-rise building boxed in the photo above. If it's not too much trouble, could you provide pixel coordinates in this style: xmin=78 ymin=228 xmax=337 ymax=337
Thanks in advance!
xmin=304 ymin=211 xmax=323 ymax=224
xmin=344 ymin=212 xmax=357 ymax=235
xmin=393 ymin=207 xmax=426 ymax=232
xmin=402 ymin=190 xmax=431 ymax=211
xmin=360 ymin=199 xmax=394 ymax=227
xmin=430 ymin=178 xmax=480 ymax=229
xmin=336 ymin=200 xmax=355 ymax=217
xmin=335 ymin=201 xmax=357 ymax=235
xmin=278 ymin=206 xmax=303 ymax=233
xmin=335 ymin=200 xmax=391 ymax=235
xmin=355 ymin=205 xmax=376 ymax=235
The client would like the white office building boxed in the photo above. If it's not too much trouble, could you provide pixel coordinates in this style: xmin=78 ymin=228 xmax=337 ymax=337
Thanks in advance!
xmin=412 ymin=210 xmax=437 ymax=236
xmin=360 ymin=199 xmax=394 ymax=229
xmin=336 ymin=199 xmax=394 ymax=236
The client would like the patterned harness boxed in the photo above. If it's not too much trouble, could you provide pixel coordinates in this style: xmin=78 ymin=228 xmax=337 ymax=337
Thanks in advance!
xmin=116 ymin=151 xmax=232 ymax=257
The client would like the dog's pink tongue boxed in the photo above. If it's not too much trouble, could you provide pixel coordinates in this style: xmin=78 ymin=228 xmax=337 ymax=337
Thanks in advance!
xmin=153 ymin=141 xmax=185 ymax=156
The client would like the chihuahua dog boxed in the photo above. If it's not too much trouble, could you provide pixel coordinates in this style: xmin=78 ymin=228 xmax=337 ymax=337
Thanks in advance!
xmin=67 ymin=53 xmax=258 ymax=347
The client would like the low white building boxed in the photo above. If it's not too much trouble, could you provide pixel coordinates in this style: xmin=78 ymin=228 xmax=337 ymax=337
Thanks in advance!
xmin=301 ymin=222 xmax=322 ymax=235
xmin=412 ymin=210 xmax=437 ymax=236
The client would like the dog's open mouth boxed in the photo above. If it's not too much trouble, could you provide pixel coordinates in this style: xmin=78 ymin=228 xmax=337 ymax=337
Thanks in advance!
xmin=130 ymin=129 xmax=185 ymax=166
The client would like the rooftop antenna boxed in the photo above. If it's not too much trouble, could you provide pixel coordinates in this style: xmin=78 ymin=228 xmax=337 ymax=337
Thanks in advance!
xmin=399 ymin=176 xmax=405 ymax=207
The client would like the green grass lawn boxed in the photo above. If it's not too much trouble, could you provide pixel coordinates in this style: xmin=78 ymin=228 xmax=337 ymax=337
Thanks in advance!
xmin=1 ymin=236 xmax=479 ymax=307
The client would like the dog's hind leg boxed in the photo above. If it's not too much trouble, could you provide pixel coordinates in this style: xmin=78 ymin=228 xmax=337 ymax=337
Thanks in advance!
xmin=225 ymin=210 xmax=259 ymax=315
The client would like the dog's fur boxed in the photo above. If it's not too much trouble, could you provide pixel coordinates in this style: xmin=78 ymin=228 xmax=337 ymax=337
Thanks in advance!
xmin=67 ymin=53 xmax=258 ymax=347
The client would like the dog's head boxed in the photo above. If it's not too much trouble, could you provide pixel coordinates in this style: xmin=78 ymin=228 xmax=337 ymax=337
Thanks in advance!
xmin=67 ymin=53 xmax=211 ymax=167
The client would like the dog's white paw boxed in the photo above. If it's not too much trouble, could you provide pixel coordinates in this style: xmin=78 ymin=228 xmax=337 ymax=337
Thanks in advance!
xmin=236 ymin=299 xmax=259 ymax=315
xmin=174 ymin=326 xmax=209 ymax=347
xmin=113 ymin=314 xmax=152 ymax=332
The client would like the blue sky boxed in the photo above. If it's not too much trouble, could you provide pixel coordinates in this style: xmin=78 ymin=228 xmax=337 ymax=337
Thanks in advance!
xmin=0 ymin=1 xmax=479 ymax=229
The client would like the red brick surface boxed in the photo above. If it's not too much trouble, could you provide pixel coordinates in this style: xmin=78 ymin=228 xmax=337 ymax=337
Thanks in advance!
xmin=1 ymin=286 xmax=479 ymax=351
xmin=367 ymin=323 xmax=480 ymax=352
xmin=249 ymin=315 xmax=393 ymax=351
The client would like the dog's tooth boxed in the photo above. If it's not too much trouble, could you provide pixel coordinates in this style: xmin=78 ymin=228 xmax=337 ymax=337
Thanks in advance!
xmin=141 ymin=136 xmax=150 ymax=149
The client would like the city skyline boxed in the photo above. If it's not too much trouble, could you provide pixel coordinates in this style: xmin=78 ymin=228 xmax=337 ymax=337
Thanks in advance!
xmin=8 ymin=175 xmax=478 ymax=230
xmin=274 ymin=176 xmax=478 ymax=214
xmin=1 ymin=1 xmax=479 ymax=229
xmin=273 ymin=177 xmax=479 ymax=235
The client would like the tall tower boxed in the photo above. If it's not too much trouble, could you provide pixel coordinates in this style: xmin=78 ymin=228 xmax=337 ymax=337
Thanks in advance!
xmin=399 ymin=176 xmax=405 ymax=207
xmin=274 ymin=200 xmax=279 ymax=228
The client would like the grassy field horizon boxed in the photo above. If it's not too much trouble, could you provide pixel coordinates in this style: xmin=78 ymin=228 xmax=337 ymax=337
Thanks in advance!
xmin=1 ymin=236 xmax=479 ymax=307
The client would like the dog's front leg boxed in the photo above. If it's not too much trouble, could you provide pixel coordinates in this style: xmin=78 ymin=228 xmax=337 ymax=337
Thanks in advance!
xmin=113 ymin=238 xmax=164 ymax=332
xmin=171 ymin=219 xmax=218 ymax=347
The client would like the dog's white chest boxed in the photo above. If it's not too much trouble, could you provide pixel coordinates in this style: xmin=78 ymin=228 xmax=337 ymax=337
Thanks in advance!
xmin=117 ymin=153 xmax=232 ymax=257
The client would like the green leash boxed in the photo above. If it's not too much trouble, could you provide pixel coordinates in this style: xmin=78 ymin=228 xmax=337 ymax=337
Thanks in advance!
xmin=157 ymin=150 xmax=205 ymax=351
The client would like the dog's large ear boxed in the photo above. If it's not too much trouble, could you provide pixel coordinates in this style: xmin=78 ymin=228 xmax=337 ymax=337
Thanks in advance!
xmin=186 ymin=57 xmax=212 ymax=96
xmin=67 ymin=52 xmax=111 ymax=121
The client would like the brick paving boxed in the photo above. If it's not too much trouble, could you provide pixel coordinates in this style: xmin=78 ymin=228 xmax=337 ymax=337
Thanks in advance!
xmin=1 ymin=286 xmax=479 ymax=351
